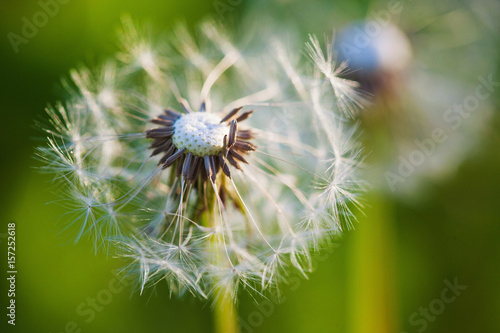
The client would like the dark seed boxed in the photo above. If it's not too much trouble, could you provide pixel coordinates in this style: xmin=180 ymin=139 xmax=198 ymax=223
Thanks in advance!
xmin=229 ymin=149 xmax=248 ymax=164
xmin=146 ymin=128 xmax=174 ymax=138
xmin=164 ymin=108 xmax=182 ymax=119
xmin=188 ymin=156 xmax=200 ymax=181
xmin=220 ymin=107 xmax=242 ymax=123
xmin=219 ymin=153 xmax=231 ymax=178
xmin=228 ymin=120 xmax=238 ymax=148
xmin=159 ymin=145 xmax=176 ymax=165
xmin=234 ymin=140 xmax=256 ymax=151
xmin=151 ymin=117 xmax=174 ymax=126
xmin=237 ymin=130 xmax=254 ymax=140
xmin=151 ymin=139 xmax=172 ymax=156
xmin=149 ymin=138 xmax=167 ymax=149
xmin=227 ymin=153 xmax=241 ymax=170
xmin=209 ymin=156 xmax=217 ymax=183
xmin=235 ymin=110 xmax=253 ymax=123
xmin=204 ymin=156 xmax=213 ymax=182
xmin=162 ymin=148 xmax=186 ymax=169
xmin=182 ymin=153 xmax=193 ymax=180
xmin=176 ymin=154 xmax=185 ymax=175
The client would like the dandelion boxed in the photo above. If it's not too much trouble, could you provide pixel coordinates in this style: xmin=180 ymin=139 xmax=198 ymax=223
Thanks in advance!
xmin=38 ymin=17 xmax=366 ymax=331
xmin=333 ymin=20 xmax=495 ymax=196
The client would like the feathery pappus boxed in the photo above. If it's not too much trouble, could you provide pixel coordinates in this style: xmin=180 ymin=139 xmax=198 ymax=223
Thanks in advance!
xmin=37 ymin=17 xmax=367 ymax=301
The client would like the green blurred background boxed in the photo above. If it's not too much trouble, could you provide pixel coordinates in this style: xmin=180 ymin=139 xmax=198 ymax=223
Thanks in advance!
xmin=0 ymin=0 xmax=499 ymax=332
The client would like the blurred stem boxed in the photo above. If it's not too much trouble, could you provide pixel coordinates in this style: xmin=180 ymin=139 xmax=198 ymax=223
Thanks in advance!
xmin=347 ymin=192 xmax=399 ymax=333
xmin=213 ymin=289 xmax=239 ymax=333
xmin=202 ymin=178 xmax=239 ymax=333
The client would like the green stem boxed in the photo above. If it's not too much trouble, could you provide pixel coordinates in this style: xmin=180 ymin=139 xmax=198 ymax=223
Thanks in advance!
xmin=202 ymin=177 xmax=240 ymax=333
xmin=213 ymin=289 xmax=239 ymax=333
xmin=347 ymin=193 xmax=398 ymax=333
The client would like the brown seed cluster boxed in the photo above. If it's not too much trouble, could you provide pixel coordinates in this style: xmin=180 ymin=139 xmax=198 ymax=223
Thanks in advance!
xmin=146 ymin=107 xmax=256 ymax=184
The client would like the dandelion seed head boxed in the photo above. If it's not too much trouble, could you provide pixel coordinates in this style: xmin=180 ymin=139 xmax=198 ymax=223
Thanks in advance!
xmin=172 ymin=113 xmax=228 ymax=157
xmin=38 ymin=18 xmax=368 ymax=302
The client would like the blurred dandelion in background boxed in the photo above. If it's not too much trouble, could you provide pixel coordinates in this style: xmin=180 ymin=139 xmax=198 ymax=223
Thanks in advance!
xmin=241 ymin=1 xmax=497 ymax=332
xmin=37 ymin=15 xmax=367 ymax=331
xmin=331 ymin=6 xmax=497 ymax=197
